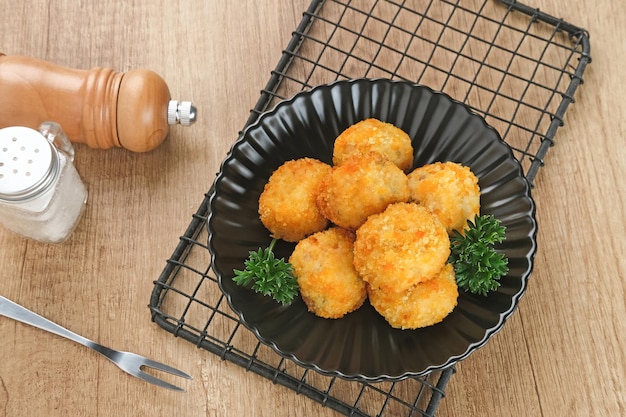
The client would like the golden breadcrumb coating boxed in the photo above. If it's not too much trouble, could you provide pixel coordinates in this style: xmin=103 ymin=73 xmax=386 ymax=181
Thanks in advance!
xmin=407 ymin=161 xmax=480 ymax=235
xmin=368 ymin=264 xmax=458 ymax=329
xmin=316 ymin=152 xmax=410 ymax=230
xmin=289 ymin=227 xmax=367 ymax=319
xmin=259 ymin=158 xmax=331 ymax=242
xmin=333 ymin=118 xmax=414 ymax=172
xmin=353 ymin=202 xmax=450 ymax=294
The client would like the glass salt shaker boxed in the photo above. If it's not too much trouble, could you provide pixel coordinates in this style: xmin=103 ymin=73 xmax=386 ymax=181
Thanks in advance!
xmin=0 ymin=122 xmax=88 ymax=243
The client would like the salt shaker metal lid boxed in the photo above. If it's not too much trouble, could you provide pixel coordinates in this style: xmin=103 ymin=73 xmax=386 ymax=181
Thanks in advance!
xmin=0 ymin=122 xmax=88 ymax=243
xmin=0 ymin=126 xmax=59 ymax=201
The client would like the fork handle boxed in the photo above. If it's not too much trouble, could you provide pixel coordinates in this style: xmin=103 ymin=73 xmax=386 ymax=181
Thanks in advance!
xmin=0 ymin=295 xmax=94 ymax=349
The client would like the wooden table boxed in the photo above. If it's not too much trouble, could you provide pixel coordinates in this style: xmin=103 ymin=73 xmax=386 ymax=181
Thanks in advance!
xmin=0 ymin=1 xmax=624 ymax=416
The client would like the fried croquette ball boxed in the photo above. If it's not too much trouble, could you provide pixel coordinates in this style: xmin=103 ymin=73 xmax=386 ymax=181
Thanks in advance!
xmin=289 ymin=227 xmax=367 ymax=319
xmin=407 ymin=161 xmax=480 ymax=235
xmin=258 ymin=158 xmax=331 ymax=242
xmin=333 ymin=118 xmax=414 ymax=172
xmin=316 ymin=152 xmax=410 ymax=230
xmin=368 ymin=264 xmax=458 ymax=329
xmin=353 ymin=202 xmax=450 ymax=294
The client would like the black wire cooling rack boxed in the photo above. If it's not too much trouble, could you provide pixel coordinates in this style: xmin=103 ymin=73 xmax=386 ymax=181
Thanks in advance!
xmin=149 ymin=1 xmax=590 ymax=416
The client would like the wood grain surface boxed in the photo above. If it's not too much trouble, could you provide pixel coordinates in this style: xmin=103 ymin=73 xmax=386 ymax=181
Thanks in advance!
xmin=0 ymin=1 xmax=624 ymax=417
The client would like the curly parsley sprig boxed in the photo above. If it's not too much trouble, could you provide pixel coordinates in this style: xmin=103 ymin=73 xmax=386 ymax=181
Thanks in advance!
xmin=233 ymin=238 xmax=298 ymax=305
xmin=449 ymin=214 xmax=509 ymax=296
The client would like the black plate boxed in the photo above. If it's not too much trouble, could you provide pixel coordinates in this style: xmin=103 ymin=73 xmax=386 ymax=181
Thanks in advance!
xmin=208 ymin=79 xmax=537 ymax=381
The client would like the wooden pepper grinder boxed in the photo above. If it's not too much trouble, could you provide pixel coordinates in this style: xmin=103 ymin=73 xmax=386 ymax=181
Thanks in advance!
xmin=0 ymin=53 xmax=196 ymax=152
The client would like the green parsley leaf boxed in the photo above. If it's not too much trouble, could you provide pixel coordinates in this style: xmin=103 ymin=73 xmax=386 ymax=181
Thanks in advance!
xmin=233 ymin=238 xmax=298 ymax=305
xmin=449 ymin=214 xmax=509 ymax=296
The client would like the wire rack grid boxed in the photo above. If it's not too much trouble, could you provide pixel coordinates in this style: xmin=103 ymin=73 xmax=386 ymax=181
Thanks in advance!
xmin=149 ymin=1 xmax=590 ymax=416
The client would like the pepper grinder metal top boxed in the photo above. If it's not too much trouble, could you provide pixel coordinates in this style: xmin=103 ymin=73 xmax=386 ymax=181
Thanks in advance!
xmin=168 ymin=100 xmax=197 ymax=126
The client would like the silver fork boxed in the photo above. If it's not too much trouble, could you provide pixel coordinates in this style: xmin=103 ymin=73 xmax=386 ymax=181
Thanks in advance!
xmin=0 ymin=295 xmax=192 ymax=392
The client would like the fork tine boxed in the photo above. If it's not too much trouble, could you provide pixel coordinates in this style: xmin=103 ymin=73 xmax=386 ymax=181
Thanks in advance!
xmin=133 ymin=370 xmax=188 ymax=392
xmin=140 ymin=357 xmax=193 ymax=380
